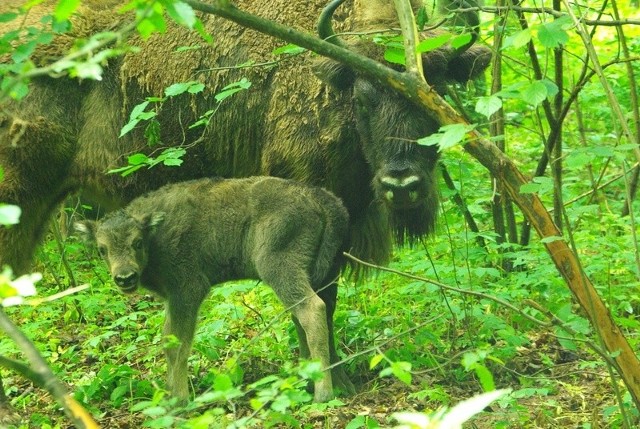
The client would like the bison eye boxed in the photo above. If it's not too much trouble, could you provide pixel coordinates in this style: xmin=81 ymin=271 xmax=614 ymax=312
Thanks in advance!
xmin=132 ymin=239 xmax=143 ymax=250
xmin=97 ymin=246 xmax=107 ymax=257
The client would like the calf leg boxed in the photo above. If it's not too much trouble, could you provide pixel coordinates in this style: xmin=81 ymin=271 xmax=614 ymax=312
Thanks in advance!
xmin=292 ymin=284 xmax=354 ymax=397
xmin=288 ymin=292 xmax=333 ymax=403
xmin=256 ymin=261 xmax=333 ymax=402
xmin=163 ymin=286 xmax=207 ymax=399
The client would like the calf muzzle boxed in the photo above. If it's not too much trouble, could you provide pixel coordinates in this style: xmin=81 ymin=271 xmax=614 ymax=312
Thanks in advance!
xmin=113 ymin=271 xmax=139 ymax=292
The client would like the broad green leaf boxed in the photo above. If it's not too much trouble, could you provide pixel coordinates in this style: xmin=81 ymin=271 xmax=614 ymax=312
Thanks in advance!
xmin=383 ymin=47 xmax=405 ymax=65
xmin=72 ymin=62 xmax=103 ymax=80
xmin=540 ymin=235 xmax=564 ymax=243
xmin=537 ymin=16 xmax=571 ymax=48
xmin=451 ymin=33 xmax=472 ymax=50
xmin=503 ymin=28 xmax=531 ymax=49
xmin=213 ymin=374 xmax=233 ymax=391
xmin=128 ymin=153 xmax=149 ymax=166
xmin=54 ymin=0 xmax=80 ymax=22
xmin=390 ymin=361 xmax=412 ymax=385
xmin=164 ymin=1 xmax=196 ymax=29
xmin=420 ymin=124 xmax=476 ymax=151
xmin=475 ymin=95 xmax=502 ymax=118
xmin=520 ymin=176 xmax=553 ymax=194
xmin=438 ymin=124 xmax=471 ymax=150
xmin=521 ymin=80 xmax=548 ymax=107
xmin=165 ymin=81 xmax=200 ymax=97
xmin=0 ymin=204 xmax=21 ymax=225
xmin=416 ymin=33 xmax=451 ymax=53
xmin=540 ymin=79 xmax=559 ymax=98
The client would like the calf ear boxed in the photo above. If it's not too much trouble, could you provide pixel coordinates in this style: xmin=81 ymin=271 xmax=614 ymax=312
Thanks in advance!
xmin=138 ymin=212 xmax=165 ymax=233
xmin=149 ymin=212 xmax=165 ymax=228
xmin=74 ymin=221 xmax=97 ymax=243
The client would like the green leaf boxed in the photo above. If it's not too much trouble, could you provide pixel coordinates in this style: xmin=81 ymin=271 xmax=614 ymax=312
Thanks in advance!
xmin=71 ymin=62 xmax=103 ymax=80
xmin=272 ymin=44 xmax=306 ymax=56
xmin=120 ymin=100 xmax=151 ymax=137
xmin=416 ymin=33 xmax=451 ymax=53
xmin=475 ymin=95 xmax=502 ymax=119
xmin=213 ymin=374 xmax=233 ymax=391
xmin=214 ymin=78 xmax=251 ymax=102
xmin=418 ymin=124 xmax=475 ymax=151
xmin=383 ymin=47 xmax=405 ymax=65
xmin=369 ymin=354 xmax=384 ymax=370
xmin=521 ymin=80 xmax=549 ymax=107
xmin=0 ymin=12 xmax=19 ymax=23
xmin=54 ymin=0 xmax=80 ymax=22
xmin=540 ymin=235 xmax=563 ymax=243
xmin=128 ymin=153 xmax=150 ymax=166
xmin=537 ymin=16 xmax=571 ymax=48
xmin=390 ymin=361 xmax=412 ymax=385
xmin=451 ymin=33 xmax=472 ymax=50
xmin=520 ymin=176 xmax=553 ymax=195
xmin=503 ymin=28 xmax=531 ymax=49
xmin=164 ymin=1 xmax=196 ymax=29
xmin=165 ymin=81 xmax=201 ymax=97
xmin=473 ymin=364 xmax=495 ymax=392
xmin=0 ymin=205 xmax=21 ymax=225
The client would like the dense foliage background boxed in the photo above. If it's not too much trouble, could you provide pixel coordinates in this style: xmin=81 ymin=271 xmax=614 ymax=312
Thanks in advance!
xmin=1 ymin=0 xmax=640 ymax=427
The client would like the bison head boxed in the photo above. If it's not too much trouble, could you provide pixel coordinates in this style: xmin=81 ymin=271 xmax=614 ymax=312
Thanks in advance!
xmin=314 ymin=0 xmax=491 ymax=242
xmin=75 ymin=211 xmax=164 ymax=293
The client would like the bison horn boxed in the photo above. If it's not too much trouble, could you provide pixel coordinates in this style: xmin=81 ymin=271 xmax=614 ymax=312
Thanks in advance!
xmin=318 ymin=0 xmax=348 ymax=47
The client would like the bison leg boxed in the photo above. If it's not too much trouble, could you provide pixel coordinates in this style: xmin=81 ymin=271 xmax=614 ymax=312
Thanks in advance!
xmin=0 ymin=116 xmax=76 ymax=273
xmin=315 ymin=282 xmax=356 ymax=396
xmin=163 ymin=283 xmax=208 ymax=400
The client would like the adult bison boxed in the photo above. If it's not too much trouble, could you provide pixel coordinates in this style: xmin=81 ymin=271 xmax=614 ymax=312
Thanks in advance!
xmin=0 ymin=0 xmax=490 ymax=275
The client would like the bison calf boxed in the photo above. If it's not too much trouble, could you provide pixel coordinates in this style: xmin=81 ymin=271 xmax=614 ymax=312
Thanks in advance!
xmin=75 ymin=177 xmax=350 ymax=402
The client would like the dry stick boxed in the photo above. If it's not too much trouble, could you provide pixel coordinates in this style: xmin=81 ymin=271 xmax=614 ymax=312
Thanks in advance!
xmin=0 ymin=309 xmax=99 ymax=428
xmin=183 ymin=0 xmax=640 ymax=410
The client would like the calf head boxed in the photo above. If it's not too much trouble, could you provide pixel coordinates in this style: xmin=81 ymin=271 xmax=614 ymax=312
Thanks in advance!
xmin=75 ymin=210 xmax=164 ymax=292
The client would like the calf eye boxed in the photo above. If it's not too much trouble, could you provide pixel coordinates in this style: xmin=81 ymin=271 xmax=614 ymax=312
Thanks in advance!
xmin=133 ymin=239 xmax=143 ymax=250
xmin=97 ymin=246 xmax=107 ymax=257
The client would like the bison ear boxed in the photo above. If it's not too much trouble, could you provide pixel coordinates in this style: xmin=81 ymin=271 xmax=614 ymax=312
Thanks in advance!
xmin=312 ymin=57 xmax=356 ymax=91
xmin=74 ymin=221 xmax=97 ymax=243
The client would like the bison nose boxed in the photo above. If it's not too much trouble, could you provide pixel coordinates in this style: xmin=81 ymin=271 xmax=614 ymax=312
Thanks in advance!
xmin=114 ymin=271 xmax=139 ymax=292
